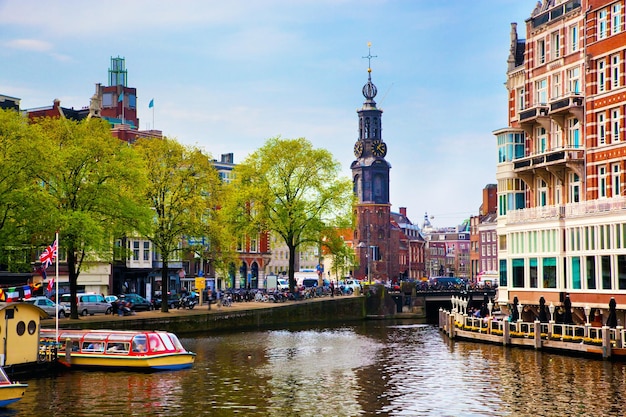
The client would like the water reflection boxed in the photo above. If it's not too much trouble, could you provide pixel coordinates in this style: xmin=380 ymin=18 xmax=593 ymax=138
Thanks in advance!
xmin=6 ymin=322 xmax=626 ymax=416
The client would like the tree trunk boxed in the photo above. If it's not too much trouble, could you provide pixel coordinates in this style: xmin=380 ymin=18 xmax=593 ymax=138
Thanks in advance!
xmin=161 ymin=259 xmax=170 ymax=313
xmin=288 ymin=243 xmax=296 ymax=292
xmin=68 ymin=248 xmax=79 ymax=319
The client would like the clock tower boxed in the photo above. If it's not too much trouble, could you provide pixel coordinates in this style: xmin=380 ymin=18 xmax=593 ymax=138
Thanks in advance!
xmin=351 ymin=44 xmax=391 ymax=282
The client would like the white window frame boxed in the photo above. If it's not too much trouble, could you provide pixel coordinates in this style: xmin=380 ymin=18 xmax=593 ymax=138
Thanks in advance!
xmin=536 ymin=78 xmax=547 ymax=105
xmin=538 ymin=179 xmax=548 ymax=207
xmin=569 ymin=25 xmax=578 ymax=53
xmin=551 ymin=31 xmax=560 ymax=60
xmin=599 ymin=60 xmax=606 ymax=93
xmin=568 ymin=117 xmax=581 ymax=148
xmin=517 ymin=87 xmax=525 ymax=111
xmin=599 ymin=166 xmax=608 ymax=198
xmin=612 ymin=163 xmax=621 ymax=197
xmin=599 ymin=8 xmax=608 ymax=40
xmin=612 ymin=54 xmax=621 ymax=88
xmin=538 ymin=39 xmax=546 ymax=65
xmin=552 ymin=73 xmax=561 ymax=99
xmin=612 ymin=108 xmax=621 ymax=143
xmin=613 ymin=4 xmax=622 ymax=34
xmin=568 ymin=67 xmax=580 ymax=94
xmin=537 ymin=127 xmax=547 ymax=153
xmin=570 ymin=173 xmax=581 ymax=203
xmin=598 ymin=112 xmax=606 ymax=145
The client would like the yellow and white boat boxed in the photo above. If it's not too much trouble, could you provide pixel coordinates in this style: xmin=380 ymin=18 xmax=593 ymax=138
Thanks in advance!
xmin=40 ymin=328 xmax=195 ymax=371
xmin=0 ymin=366 xmax=27 ymax=407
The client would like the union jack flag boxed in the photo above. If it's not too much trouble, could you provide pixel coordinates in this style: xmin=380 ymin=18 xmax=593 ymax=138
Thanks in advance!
xmin=39 ymin=238 xmax=58 ymax=269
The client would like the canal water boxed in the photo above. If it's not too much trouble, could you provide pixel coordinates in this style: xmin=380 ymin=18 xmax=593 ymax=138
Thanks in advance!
xmin=8 ymin=320 xmax=626 ymax=416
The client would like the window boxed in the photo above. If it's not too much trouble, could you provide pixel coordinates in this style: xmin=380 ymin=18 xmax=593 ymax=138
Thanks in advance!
xmin=538 ymin=179 xmax=548 ymax=207
xmin=568 ymin=118 xmax=581 ymax=148
xmin=598 ymin=112 xmax=606 ymax=145
xmin=250 ymin=235 xmax=258 ymax=253
xmin=551 ymin=31 xmax=560 ymax=60
xmin=537 ymin=127 xmax=547 ymax=153
xmin=536 ymin=78 xmax=547 ymax=104
xmin=552 ymin=73 xmax=561 ymax=99
xmin=567 ymin=67 xmax=580 ymax=94
xmin=599 ymin=166 xmax=607 ymax=198
xmin=517 ymin=87 xmax=525 ymax=111
xmin=102 ymin=93 xmax=113 ymax=107
xmin=143 ymin=242 xmax=150 ymax=261
xmin=613 ymin=4 xmax=622 ymax=34
xmin=550 ymin=120 xmax=561 ymax=149
xmin=132 ymin=241 xmax=139 ymax=261
xmin=569 ymin=25 xmax=578 ymax=53
xmin=599 ymin=8 xmax=608 ymax=40
xmin=613 ymin=163 xmax=621 ymax=197
xmin=598 ymin=60 xmax=606 ymax=93
xmin=570 ymin=173 xmax=581 ymax=203
xmin=612 ymin=108 xmax=620 ymax=143
xmin=537 ymin=39 xmax=546 ymax=65
xmin=612 ymin=54 xmax=621 ymax=88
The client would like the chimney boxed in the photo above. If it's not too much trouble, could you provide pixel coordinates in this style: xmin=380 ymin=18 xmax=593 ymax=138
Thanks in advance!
xmin=399 ymin=207 xmax=407 ymax=217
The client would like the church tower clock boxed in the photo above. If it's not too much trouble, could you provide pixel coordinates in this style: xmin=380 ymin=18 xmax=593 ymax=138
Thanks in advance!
xmin=351 ymin=43 xmax=391 ymax=282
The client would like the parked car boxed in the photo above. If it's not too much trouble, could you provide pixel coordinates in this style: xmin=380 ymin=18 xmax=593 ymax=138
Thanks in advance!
xmin=105 ymin=295 xmax=118 ymax=304
xmin=152 ymin=293 xmax=180 ymax=309
xmin=25 ymin=296 xmax=70 ymax=318
xmin=118 ymin=293 xmax=153 ymax=311
xmin=339 ymin=279 xmax=362 ymax=294
xmin=59 ymin=293 xmax=111 ymax=316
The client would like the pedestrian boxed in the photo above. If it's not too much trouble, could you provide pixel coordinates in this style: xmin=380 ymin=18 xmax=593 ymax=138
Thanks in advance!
xmin=207 ymin=288 xmax=212 ymax=311
xmin=216 ymin=288 xmax=221 ymax=310
xmin=330 ymin=280 xmax=335 ymax=297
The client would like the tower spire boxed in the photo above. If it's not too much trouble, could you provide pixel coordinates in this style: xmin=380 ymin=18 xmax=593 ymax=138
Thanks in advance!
xmin=361 ymin=42 xmax=378 ymax=102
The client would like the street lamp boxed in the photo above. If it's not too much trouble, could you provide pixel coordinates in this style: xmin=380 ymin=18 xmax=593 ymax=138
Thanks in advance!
xmin=517 ymin=303 xmax=524 ymax=322
xmin=584 ymin=305 xmax=591 ymax=325
xmin=487 ymin=300 xmax=493 ymax=317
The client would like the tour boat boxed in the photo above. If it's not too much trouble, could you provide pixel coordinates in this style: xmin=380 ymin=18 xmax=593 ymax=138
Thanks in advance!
xmin=0 ymin=366 xmax=27 ymax=407
xmin=40 ymin=328 xmax=196 ymax=371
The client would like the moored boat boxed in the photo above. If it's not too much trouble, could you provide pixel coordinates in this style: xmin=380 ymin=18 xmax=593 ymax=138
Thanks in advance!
xmin=40 ymin=328 xmax=195 ymax=371
xmin=0 ymin=366 xmax=27 ymax=407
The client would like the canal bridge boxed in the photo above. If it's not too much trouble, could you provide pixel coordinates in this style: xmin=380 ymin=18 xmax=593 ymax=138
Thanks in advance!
xmin=375 ymin=287 xmax=498 ymax=322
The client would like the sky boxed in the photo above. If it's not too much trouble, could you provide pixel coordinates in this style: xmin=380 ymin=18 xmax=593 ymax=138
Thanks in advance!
xmin=0 ymin=0 xmax=534 ymax=227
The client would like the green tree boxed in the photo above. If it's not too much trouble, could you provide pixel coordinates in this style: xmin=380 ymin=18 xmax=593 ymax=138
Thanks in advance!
xmin=224 ymin=137 xmax=353 ymax=292
xmin=0 ymin=109 xmax=42 ymax=271
xmin=134 ymin=137 xmax=223 ymax=312
xmin=30 ymin=117 xmax=149 ymax=319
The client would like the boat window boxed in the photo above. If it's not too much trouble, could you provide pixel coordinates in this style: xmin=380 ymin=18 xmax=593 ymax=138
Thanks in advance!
xmin=82 ymin=342 xmax=104 ymax=352
xmin=106 ymin=342 xmax=129 ymax=354
xmin=148 ymin=334 xmax=166 ymax=352
xmin=164 ymin=333 xmax=182 ymax=351
xmin=107 ymin=334 xmax=134 ymax=343
xmin=132 ymin=335 xmax=148 ymax=353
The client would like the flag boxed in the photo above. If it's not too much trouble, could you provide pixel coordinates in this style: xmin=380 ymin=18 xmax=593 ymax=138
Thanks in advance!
xmin=23 ymin=286 xmax=31 ymax=299
xmin=149 ymin=98 xmax=154 ymax=108
xmin=47 ymin=277 xmax=54 ymax=292
xmin=118 ymin=92 xmax=124 ymax=103
xmin=39 ymin=238 xmax=58 ymax=269
xmin=5 ymin=287 xmax=19 ymax=302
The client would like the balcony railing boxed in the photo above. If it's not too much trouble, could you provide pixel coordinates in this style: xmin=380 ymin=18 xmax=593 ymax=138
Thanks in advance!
xmin=512 ymin=148 xmax=584 ymax=171
xmin=506 ymin=196 xmax=626 ymax=223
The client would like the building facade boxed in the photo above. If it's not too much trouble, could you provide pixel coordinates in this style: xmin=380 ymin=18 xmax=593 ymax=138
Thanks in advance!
xmin=496 ymin=0 xmax=626 ymax=320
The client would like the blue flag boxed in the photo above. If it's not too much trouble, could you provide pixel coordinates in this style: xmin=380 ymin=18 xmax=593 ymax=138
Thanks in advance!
xmin=118 ymin=92 xmax=124 ymax=103
xmin=149 ymin=98 xmax=154 ymax=108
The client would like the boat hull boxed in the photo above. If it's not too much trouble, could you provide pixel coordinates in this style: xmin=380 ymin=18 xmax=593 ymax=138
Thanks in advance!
xmin=57 ymin=352 xmax=195 ymax=371
xmin=0 ymin=383 xmax=28 ymax=407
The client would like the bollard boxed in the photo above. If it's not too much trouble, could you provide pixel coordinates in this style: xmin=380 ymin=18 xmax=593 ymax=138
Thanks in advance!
xmin=602 ymin=326 xmax=612 ymax=359
xmin=503 ymin=322 xmax=510 ymax=346
xmin=534 ymin=321 xmax=541 ymax=349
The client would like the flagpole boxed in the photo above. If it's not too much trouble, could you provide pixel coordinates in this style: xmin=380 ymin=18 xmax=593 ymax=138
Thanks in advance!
xmin=55 ymin=231 xmax=59 ymax=341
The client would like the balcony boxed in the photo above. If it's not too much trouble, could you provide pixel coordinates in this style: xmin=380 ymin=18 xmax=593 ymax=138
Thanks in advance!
xmin=512 ymin=147 xmax=584 ymax=173
xmin=518 ymin=105 xmax=550 ymax=136
xmin=549 ymin=94 xmax=584 ymax=128
xmin=506 ymin=196 xmax=626 ymax=224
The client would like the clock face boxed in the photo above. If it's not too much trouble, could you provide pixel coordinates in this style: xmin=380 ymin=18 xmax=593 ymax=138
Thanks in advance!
xmin=371 ymin=140 xmax=387 ymax=157
xmin=354 ymin=141 xmax=364 ymax=158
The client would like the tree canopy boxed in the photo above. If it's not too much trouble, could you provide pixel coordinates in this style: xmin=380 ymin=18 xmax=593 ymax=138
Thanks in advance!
xmin=224 ymin=137 xmax=353 ymax=291
xmin=134 ymin=137 xmax=226 ymax=312
xmin=29 ymin=116 xmax=150 ymax=318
